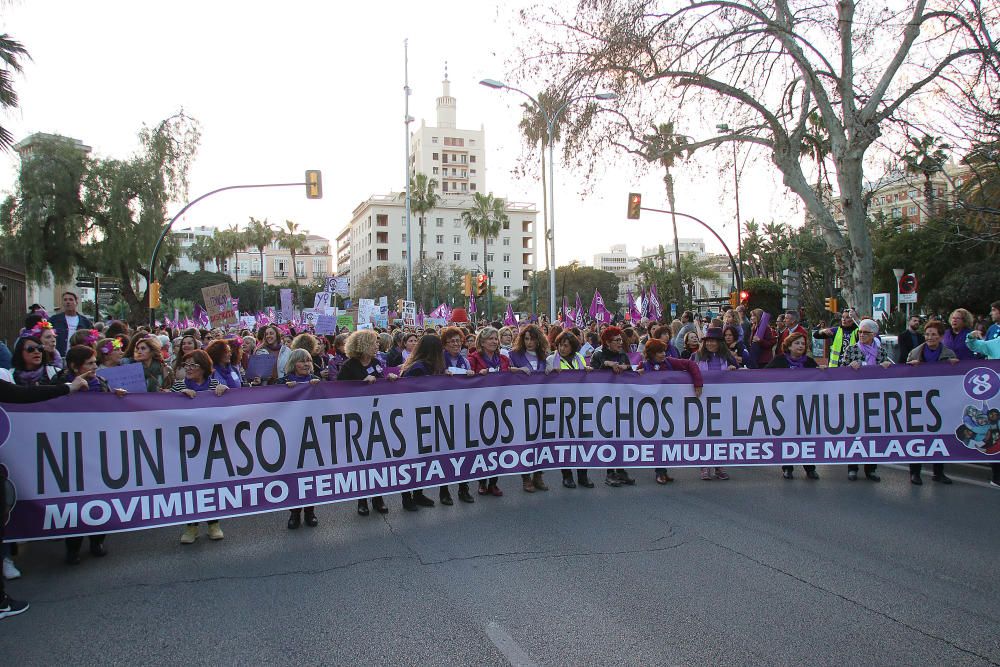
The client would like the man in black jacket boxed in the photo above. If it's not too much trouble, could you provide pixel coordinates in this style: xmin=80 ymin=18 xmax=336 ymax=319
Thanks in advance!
xmin=0 ymin=373 xmax=90 ymax=619
xmin=897 ymin=315 xmax=925 ymax=363
xmin=48 ymin=292 xmax=94 ymax=355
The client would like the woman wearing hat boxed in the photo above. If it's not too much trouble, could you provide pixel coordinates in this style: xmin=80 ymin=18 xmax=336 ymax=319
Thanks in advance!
xmin=690 ymin=327 xmax=736 ymax=480
xmin=590 ymin=326 xmax=640 ymax=487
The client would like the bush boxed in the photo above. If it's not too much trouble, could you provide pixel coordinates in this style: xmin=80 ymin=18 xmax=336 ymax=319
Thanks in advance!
xmin=923 ymin=260 xmax=996 ymax=316
xmin=743 ymin=277 xmax=783 ymax=317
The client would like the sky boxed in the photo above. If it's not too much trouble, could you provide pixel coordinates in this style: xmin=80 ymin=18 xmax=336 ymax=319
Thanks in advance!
xmin=0 ymin=0 xmax=802 ymax=268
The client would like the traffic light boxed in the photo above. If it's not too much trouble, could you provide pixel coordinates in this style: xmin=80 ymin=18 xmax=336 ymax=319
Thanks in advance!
xmin=626 ymin=192 xmax=642 ymax=220
xmin=729 ymin=291 xmax=738 ymax=308
xmin=476 ymin=273 xmax=488 ymax=297
xmin=739 ymin=290 xmax=749 ymax=305
xmin=396 ymin=299 xmax=404 ymax=314
xmin=824 ymin=296 xmax=838 ymax=313
xmin=305 ymin=170 xmax=323 ymax=199
xmin=462 ymin=273 xmax=472 ymax=297
xmin=149 ymin=281 xmax=161 ymax=309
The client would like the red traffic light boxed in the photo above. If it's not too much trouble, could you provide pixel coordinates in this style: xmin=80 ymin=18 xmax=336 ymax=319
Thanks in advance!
xmin=627 ymin=192 xmax=642 ymax=219
xmin=739 ymin=290 xmax=749 ymax=303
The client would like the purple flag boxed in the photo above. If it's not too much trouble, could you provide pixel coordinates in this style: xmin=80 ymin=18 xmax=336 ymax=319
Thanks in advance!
xmin=589 ymin=289 xmax=612 ymax=323
xmin=504 ymin=304 xmax=517 ymax=327
xmin=574 ymin=293 xmax=585 ymax=328
xmin=193 ymin=303 xmax=209 ymax=326
xmin=647 ymin=284 xmax=663 ymax=320
xmin=416 ymin=307 xmax=425 ymax=327
xmin=468 ymin=293 xmax=477 ymax=314
xmin=626 ymin=289 xmax=642 ymax=322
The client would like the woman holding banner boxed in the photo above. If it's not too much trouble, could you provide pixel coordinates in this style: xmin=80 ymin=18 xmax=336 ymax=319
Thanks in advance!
xmin=469 ymin=327 xmax=511 ymax=496
xmin=12 ymin=332 xmax=61 ymax=387
xmin=281 ymin=349 xmax=321 ymax=529
xmin=905 ymin=320 xmax=958 ymax=485
xmin=508 ymin=325 xmax=550 ymax=492
xmin=252 ymin=325 xmax=291 ymax=385
xmin=692 ymin=328 xmax=737 ymax=481
xmin=643 ymin=339 xmax=703 ymax=484
xmin=173 ymin=350 xmax=228 ymax=544
xmin=337 ymin=330 xmax=395 ymax=515
xmin=766 ymin=333 xmax=821 ymax=480
xmin=546 ymin=330 xmax=594 ymax=489
xmin=590 ymin=326 xmax=640 ymax=488
xmin=399 ymin=335 xmax=474 ymax=506
xmin=206 ymin=339 xmax=245 ymax=389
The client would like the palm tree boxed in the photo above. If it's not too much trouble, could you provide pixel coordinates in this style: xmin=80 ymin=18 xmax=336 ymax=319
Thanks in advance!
xmin=221 ymin=223 xmax=245 ymax=283
xmin=799 ymin=111 xmax=832 ymax=193
xmin=643 ymin=121 xmax=689 ymax=308
xmin=462 ymin=192 xmax=509 ymax=319
xmin=407 ymin=173 xmax=440 ymax=302
xmin=518 ymin=90 xmax=565 ymax=276
xmin=902 ymin=134 xmax=951 ymax=214
xmin=0 ymin=34 xmax=29 ymax=152
xmin=207 ymin=234 xmax=230 ymax=273
xmin=185 ymin=235 xmax=214 ymax=271
xmin=244 ymin=217 xmax=275 ymax=307
xmin=278 ymin=219 xmax=308 ymax=305
xmin=168 ymin=298 xmax=194 ymax=320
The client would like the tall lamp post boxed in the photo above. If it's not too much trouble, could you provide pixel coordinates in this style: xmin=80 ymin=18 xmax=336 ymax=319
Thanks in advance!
xmin=716 ymin=123 xmax=743 ymax=282
xmin=480 ymin=79 xmax=616 ymax=322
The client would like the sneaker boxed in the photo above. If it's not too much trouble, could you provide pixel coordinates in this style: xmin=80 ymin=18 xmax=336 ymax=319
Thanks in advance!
xmin=207 ymin=522 xmax=224 ymax=540
xmin=714 ymin=468 xmax=730 ymax=481
xmin=0 ymin=596 xmax=29 ymax=620
xmin=180 ymin=525 xmax=199 ymax=544
xmin=616 ymin=471 xmax=636 ymax=486
xmin=3 ymin=558 xmax=21 ymax=580
xmin=605 ymin=474 xmax=622 ymax=487
xmin=701 ymin=469 xmax=712 ymax=481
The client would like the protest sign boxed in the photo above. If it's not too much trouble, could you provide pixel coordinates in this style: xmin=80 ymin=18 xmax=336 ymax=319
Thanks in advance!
xmin=337 ymin=313 xmax=355 ymax=331
xmin=315 ymin=314 xmax=337 ymax=335
xmin=96 ymin=364 xmax=148 ymax=394
xmin=201 ymin=283 xmax=238 ymax=327
xmin=246 ymin=354 xmax=277 ymax=382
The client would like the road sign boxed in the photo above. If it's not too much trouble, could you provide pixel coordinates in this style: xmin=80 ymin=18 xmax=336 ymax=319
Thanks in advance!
xmin=872 ymin=293 xmax=890 ymax=320
xmin=898 ymin=273 xmax=917 ymax=294
xmin=899 ymin=292 xmax=917 ymax=304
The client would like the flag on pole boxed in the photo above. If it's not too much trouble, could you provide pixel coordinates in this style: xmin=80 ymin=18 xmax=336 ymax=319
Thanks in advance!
xmin=647 ymin=284 xmax=663 ymax=320
xmin=574 ymin=293 xmax=585 ymax=328
xmin=193 ymin=303 xmax=209 ymax=327
xmin=589 ymin=289 xmax=612 ymax=323
xmin=504 ymin=304 xmax=517 ymax=327
xmin=468 ymin=293 xmax=477 ymax=315
xmin=626 ymin=289 xmax=642 ymax=322
xmin=561 ymin=296 xmax=572 ymax=328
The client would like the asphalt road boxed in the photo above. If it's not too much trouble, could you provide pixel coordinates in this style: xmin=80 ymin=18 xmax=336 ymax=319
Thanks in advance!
xmin=2 ymin=464 xmax=999 ymax=666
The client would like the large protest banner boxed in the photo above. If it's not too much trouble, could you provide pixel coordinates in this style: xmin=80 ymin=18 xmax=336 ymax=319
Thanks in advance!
xmin=1 ymin=362 xmax=998 ymax=540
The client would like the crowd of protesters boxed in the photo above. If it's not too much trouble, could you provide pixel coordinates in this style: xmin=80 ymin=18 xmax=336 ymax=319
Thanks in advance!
xmin=0 ymin=291 xmax=998 ymax=620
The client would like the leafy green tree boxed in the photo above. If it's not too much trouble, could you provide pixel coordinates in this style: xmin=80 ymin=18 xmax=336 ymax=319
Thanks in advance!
xmin=160 ymin=270 xmax=233 ymax=306
xmin=277 ymin=219 xmax=307 ymax=304
xmin=167 ymin=297 xmax=194 ymax=320
xmin=742 ymin=277 xmax=783 ymax=318
xmin=462 ymin=192 xmax=509 ymax=318
xmin=352 ymin=266 xmax=407 ymax=304
xmin=641 ymin=121 xmax=689 ymax=305
xmin=0 ymin=113 xmax=200 ymax=324
xmin=405 ymin=172 xmax=440 ymax=301
xmin=185 ymin=235 xmax=215 ymax=271
xmin=636 ymin=250 xmax=720 ymax=310
xmin=519 ymin=265 xmax=620 ymax=318
xmin=902 ymin=134 xmax=950 ymax=209
xmin=244 ymin=217 xmax=274 ymax=307
xmin=0 ymin=34 xmax=30 ymax=151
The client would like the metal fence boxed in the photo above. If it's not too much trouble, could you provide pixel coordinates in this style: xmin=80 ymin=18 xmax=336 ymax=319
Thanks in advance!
xmin=0 ymin=264 xmax=27 ymax=346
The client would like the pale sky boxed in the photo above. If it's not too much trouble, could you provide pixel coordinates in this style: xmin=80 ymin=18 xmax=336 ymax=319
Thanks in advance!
xmin=1 ymin=0 xmax=802 ymax=268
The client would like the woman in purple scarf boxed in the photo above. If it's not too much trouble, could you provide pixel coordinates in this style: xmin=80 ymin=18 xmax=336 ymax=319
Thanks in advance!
xmin=840 ymin=319 xmax=892 ymax=369
xmin=904 ymin=319 xmax=958 ymax=485
xmin=943 ymin=308 xmax=976 ymax=360
xmin=766 ymin=332 xmax=822 ymax=480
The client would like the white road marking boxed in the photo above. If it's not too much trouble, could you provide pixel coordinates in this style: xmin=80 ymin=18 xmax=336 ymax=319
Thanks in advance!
xmin=484 ymin=621 xmax=538 ymax=667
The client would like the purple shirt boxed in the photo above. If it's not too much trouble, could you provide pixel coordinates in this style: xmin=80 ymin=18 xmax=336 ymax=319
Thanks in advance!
xmin=943 ymin=328 xmax=974 ymax=360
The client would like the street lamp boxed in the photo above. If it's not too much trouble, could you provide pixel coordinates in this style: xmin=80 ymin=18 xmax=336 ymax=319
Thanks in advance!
xmin=480 ymin=78 xmax=617 ymax=322
xmin=716 ymin=123 xmax=743 ymax=282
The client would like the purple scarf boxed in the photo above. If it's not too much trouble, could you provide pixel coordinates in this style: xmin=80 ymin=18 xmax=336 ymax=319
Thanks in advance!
xmin=943 ymin=328 xmax=973 ymax=360
xmin=184 ymin=377 xmax=213 ymax=392
xmin=66 ymin=371 xmax=103 ymax=392
xmin=444 ymin=351 xmax=469 ymax=370
xmin=212 ymin=364 xmax=243 ymax=389
xmin=857 ymin=338 xmax=880 ymax=366
xmin=14 ymin=367 xmax=46 ymax=386
xmin=479 ymin=351 xmax=502 ymax=370
xmin=785 ymin=353 xmax=808 ymax=369
xmin=696 ymin=353 xmax=724 ymax=372
xmin=922 ymin=344 xmax=943 ymax=363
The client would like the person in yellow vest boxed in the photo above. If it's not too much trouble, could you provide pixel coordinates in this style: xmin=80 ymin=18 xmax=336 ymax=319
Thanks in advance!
xmin=813 ymin=308 xmax=859 ymax=368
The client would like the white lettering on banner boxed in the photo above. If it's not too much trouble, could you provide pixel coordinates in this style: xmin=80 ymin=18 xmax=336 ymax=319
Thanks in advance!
xmin=4 ymin=362 xmax=999 ymax=540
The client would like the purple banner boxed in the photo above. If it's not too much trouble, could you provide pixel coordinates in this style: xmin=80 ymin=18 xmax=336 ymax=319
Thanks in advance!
xmin=2 ymin=362 xmax=999 ymax=540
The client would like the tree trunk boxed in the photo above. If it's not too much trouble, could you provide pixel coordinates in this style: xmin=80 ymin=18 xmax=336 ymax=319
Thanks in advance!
xmin=665 ymin=172 xmax=683 ymax=311
xmin=418 ymin=218 xmax=425 ymax=304
xmin=541 ymin=144 xmax=550 ymax=274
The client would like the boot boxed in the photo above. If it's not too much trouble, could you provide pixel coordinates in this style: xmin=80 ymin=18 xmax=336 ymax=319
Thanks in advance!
xmin=457 ymin=483 xmax=475 ymax=503
xmin=207 ymin=522 xmax=224 ymax=540
xmin=287 ymin=509 xmax=302 ymax=530
xmin=304 ymin=507 xmax=319 ymax=527
xmin=180 ymin=524 xmax=199 ymax=544
xmin=577 ymin=471 xmax=594 ymax=488
xmin=372 ymin=496 xmax=388 ymax=514
xmin=401 ymin=493 xmax=418 ymax=511
xmin=439 ymin=487 xmax=454 ymax=506
xmin=522 ymin=474 xmax=536 ymax=493
xmin=413 ymin=490 xmax=435 ymax=507
xmin=358 ymin=499 xmax=370 ymax=516
xmin=532 ymin=472 xmax=548 ymax=491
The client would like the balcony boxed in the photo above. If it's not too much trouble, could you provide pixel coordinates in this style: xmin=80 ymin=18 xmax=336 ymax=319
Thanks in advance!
xmin=249 ymin=270 xmax=263 ymax=277
xmin=274 ymin=271 xmax=288 ymax=278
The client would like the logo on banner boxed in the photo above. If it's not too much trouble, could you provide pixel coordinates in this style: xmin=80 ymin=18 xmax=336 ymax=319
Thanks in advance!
xmin=954 ymin=367 xmax=1000 ymax=455
xmin=964 ymin=367 xmax=1000 ymax=401
xmin=0 ymin=406 xmax=8 ymax=448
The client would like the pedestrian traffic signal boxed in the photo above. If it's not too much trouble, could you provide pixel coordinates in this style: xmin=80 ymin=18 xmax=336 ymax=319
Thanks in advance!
xmin=729 ymin=291 xmax=739 ymax=308
xmin=476 ymin=273 xmax=488 ymax=297
xmin=305 ymin=170 xmax=323 ymax=199
xmin=824 ymin=296 xmax=838 ymax=313
xmin=739 ymin=290 xmax=749 ymax=304
xmin=462 ymin=273 xmax=472 ymax=297
xmin=149 ymin=281 xmax=161 ymax=308
xmin=627 ymin=193 xmax=642 ymax=220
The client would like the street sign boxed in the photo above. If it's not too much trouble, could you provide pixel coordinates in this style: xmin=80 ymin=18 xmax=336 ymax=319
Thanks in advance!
xmin=872 ymin=293 xmax=890 ymax=321
xmin=898 ymin=273 xmax=917 ymax=294
xmin=899 ymin=292 xmax=917 ymax=304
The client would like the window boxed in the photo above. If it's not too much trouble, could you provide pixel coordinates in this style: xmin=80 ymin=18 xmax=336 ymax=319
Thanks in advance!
xmin=436 ymin=218 xmax=444 ymax=227
xmin=908 ymin=206 xmax=917 ymax=216
xmin=402 ymin=233 xmax=407 ymax=242
xmin=432 ymin=167 xmax=439 ymax=175
xmin=432 ymin=152 xmax=438 ymax=160
xmin=891 ymin=207 xmax=901 ymax=219
xmin=503 ymin=254 xmax=510 ymax=263
xmin=488 ymin=270 xmax=494 ymax=278
xmin=503 ymin=286 xmax=511 ymax=298
xmin=470 ymin=183 xmax=477 ymax=191
xmin=470 ymin=155 xmax=476 ymax=163
xmin=454 ymin=252 xmax=461 ymax=261
xmin=402 ymin=250 xmax=407 ymax=259
xmin=487 ymin=253 xmax=494 ymax=262
xmin=471 ymin=252 xmax=478 ymax=262
xmin=487 ymin=238 xmax=494 ymax=245
xmin=461 ymin=155 xmax=467 ymax=164
xmin=470 ymin=169 xmax=476 ymax=175
xmin=436 ymin=234 xmax=444 ymax=244
xmin=432 ymin=137 xmax=438 ymax=143
xmin=502 ymin=221 xmax=510 ymax=230
xmin=312 ymin=259 xmax=325 ymax=275
xmin=503 ymin=238 xmax=510 ymax=246
xmin=376 ymin=232 xmax=388 ymax=243
xmin=453 ymin=235 xmax=461 ymax=244
xmin=376 ymin=214 xmax=388 ymax=227
xmin=503 ymin=270 xmax=510 ymax=279
xmin=461 ymin=183 xmax=467 ymax=191
xmin=442 ymin=182 xmax=448 ymax=192
xmin=376 ymin=249 xmax=388 ymax=261
xmin=436 ymin=252 xmax=444 ymax=260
